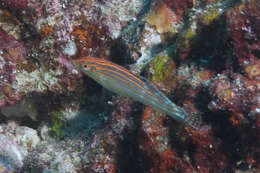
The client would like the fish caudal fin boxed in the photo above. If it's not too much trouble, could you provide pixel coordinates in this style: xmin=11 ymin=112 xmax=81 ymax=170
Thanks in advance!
xmin=184 ymin=112 xmax=202 ymax=130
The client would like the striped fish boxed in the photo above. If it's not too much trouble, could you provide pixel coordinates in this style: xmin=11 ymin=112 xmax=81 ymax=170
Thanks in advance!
xmin=72 ymin=57 xmax=200 ymax=129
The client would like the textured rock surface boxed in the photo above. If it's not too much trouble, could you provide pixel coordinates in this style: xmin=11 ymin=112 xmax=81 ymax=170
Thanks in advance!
xmin=0 ymin=122 xmax=40 ymax=172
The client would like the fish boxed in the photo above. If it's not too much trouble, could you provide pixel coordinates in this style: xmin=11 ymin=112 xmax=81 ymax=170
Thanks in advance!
xmin=72 ymin=57 xmax=200 ymax=129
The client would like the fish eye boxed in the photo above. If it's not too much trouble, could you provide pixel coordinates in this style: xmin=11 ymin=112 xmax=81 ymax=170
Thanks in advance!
xmin=82 ymin=64 xmax=90 ymax=71
xmin=82 ymin=64 xmax=95 ymax=71
xmin=83 ymin=64 xmax=88 ymax=69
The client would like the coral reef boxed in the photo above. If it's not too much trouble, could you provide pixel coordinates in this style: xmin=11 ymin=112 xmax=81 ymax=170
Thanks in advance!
xmin=0 ymin=122 xmax=40 ymax=173
xmin=0 ymin=0 xmax=259 ymax=172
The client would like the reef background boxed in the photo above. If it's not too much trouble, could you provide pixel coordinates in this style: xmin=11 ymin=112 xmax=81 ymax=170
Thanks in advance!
xmin=0 ymin=0 xmax=259 ymax=172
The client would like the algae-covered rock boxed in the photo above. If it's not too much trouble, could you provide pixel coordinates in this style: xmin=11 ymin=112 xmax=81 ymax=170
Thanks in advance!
xmin=199 ymin=9 xmax=220 ymax=25
xmin=149 ymin=55 xmax=177 ymax=93
xmin=50 ymin=110 xmax=66 ymax=138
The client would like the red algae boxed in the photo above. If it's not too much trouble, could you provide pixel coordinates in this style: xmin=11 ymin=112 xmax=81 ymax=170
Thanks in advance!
xmin=208 ymin=68 xmax=259 ymax=125
xmin=187 ymin=126 xmax=229 ymax=173
xmin=41 ymin=26 xmax=55 ymax=36
xmin=72 ymin=23 xmax=110 ymax=59
xmin=0 ymin=27 xmax=25 ymax=108
xmin=162 ymin=0 xmax=193 ymax=18
xmin=89 ymin=97 xmax=135 ymax=173
xmin=147 ymin=2 xmax=178 ymax=34
xmin=138 ymin=105 xmax=197 ymax=173
xmin=226 ymin=0 xmax=260 ymax=62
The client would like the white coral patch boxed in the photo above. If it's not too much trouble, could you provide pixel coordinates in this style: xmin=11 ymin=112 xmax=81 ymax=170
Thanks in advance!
xmin=63 ymin=41 xmax=77 ymax=56
xmin=15 ymin=127 xmax=40 ymax=148
xmin=131 ymin=24 xmax=162 ymax=74
xmin=61 ymin=107 xmax=79 ymax=121
xmin=100 ymin=0 xmax=143 ymax=38
xmin=14 ymin=68 xmax=62 ymax=93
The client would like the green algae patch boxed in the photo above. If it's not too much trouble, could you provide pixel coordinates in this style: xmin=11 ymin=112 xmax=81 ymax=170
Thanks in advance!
xmin=50 ymin=110 xmax=66 ymax=138
xmin=185 ymin=29 xmax=196 ymax=40
xmin=200 ymin=10 xmax=219 ymax=25
xmin=149 ymin=56 xmax=177 ymax=93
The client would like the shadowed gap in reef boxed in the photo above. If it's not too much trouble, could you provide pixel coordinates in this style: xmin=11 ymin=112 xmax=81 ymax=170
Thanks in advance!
xmin=195 ymin=89 xmax=255 ymax=170
xmin=115 ymin=103 xmax=154 ymax=173
xmin=185 ymin=16 xmax=238 ymax=73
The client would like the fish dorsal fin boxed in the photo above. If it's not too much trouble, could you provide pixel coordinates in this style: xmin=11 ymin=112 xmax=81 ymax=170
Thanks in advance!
xmin=139 ymin=76 xmax=160 ymax=92
xmin=138 ymin=75 xmax=149 ymax=83
xmin=138 ymin=76 xmax=171 ymax=102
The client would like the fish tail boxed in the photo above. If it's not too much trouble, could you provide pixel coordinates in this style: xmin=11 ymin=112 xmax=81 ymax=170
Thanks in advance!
xmin=184 ymin=112 xmax=202 ymax=130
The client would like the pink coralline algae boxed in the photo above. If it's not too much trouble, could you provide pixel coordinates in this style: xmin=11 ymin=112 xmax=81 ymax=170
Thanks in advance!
xmin=0 ymin=28 xmax=24 ymax=108
xmin=208 ymin=72 xmax=259 ymax=125
xmin=226 ymin=0 xmax=260 ymax=62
